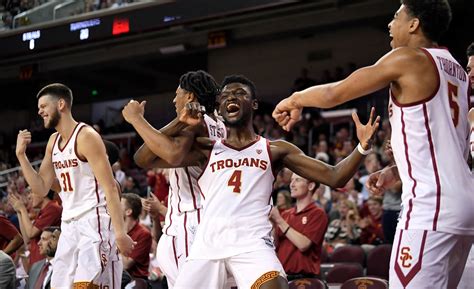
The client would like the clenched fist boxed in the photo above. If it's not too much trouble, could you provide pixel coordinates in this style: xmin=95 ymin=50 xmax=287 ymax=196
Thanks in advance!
xmin=16 ymin=130 xmax=32 ymax=156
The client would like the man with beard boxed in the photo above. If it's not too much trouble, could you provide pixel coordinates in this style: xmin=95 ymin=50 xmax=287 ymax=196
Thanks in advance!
xmin=16 ymin=83 xmax=135 ymax=289
xmin=163 ymin=75 xmax=379 ymax=289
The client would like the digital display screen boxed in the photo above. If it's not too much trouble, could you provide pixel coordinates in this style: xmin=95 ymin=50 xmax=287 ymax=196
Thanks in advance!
xmin=0 ymin=0 xmax=295 ymax=58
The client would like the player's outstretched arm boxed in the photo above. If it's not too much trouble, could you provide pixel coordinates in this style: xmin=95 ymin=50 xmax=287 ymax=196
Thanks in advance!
xmin=77 ymin=127 xmax=136 ymax=256
xmin=272 ymin=48 xmax=412 ymax=131
xmin=15 ymin=130 xmax=56 ymax=197
xmin=276 ymin=108 xmax=380 ymax=188
xmin=123 ymin=100 xmax=200 ymax=167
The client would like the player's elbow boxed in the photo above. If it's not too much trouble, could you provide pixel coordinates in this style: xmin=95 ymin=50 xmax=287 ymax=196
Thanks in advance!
xmin=297 ymin=241 xmax=312 ymax=252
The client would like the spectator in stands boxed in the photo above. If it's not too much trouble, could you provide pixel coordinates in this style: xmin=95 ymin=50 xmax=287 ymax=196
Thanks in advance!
xmin=121 ymin=193 xmax=152 ymax=280
xmin=292 ymin=68 xmax=317 ymax=92
xmin=122 ymin=176 xmax=140 ymax=196
xmin=26 ymin=227 xmax=55 ymax=289
xmin=112 ymin=162 xmax=126 ymax=188
xmin=324 ymin=199 xmax=361 ymax=253
xmin=358 ymin=196 xmax=384 ymax=249
xmin=146 ymin=168 xmax=169 ymax=203
xmin=271 ymin=173 xmax=328 ymax=280
xmin=8 ymin=190 xmax=61 ymax=270
xmin=275 ymin=191 xmax=292 ymax=214
xmin=0 ymin=250 xmax=15 ymax=289
xmin=0 ymin=214 xmax=22 ymax=255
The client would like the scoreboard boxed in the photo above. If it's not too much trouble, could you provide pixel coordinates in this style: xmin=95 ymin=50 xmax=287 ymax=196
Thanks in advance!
xmin=0 ymin=0 xmax=296 ymax=59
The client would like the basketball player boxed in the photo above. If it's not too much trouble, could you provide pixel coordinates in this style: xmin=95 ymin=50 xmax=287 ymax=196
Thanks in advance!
xmin=122 ymin=70 xmax=226 ymax=288
xmin=272 ymin=1 xmax=473 ymax=288
xmin=16 ymin=83 xmax=135 ymax=288
xmin=164 ymin=75 xmax=379 ymax=289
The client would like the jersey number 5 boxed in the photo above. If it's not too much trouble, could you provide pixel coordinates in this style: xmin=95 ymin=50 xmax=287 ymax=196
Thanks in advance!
xmin=447 ymin=82 xmax=459 ymax=127
xmin=60 ymin=172 xmax=73 ymax=192
xmin=228 ymin=170 xmax=242 ymax=193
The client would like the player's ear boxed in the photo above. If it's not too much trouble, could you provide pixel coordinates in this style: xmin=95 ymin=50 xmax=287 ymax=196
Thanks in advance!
xmin=408 ymin=17 xmax=420 ymax=34
xmin=187 ymin=91 xmax=196 ymax=102
xmin=57 ymin=98 xmax=66 ymax=111
xmin=252 ymin=99 xmax=258 ymax=110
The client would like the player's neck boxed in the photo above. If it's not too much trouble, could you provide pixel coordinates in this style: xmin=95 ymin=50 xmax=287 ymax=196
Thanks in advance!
xmin=225 ymin=125 xmax=258 ymax=147
xmin=55 ymin=115 xmax=78 ymax=141
xmin=408 ymin=36 xmax=437 ymax=49
xmin=296 ymin=194 xmax=313 ymax=213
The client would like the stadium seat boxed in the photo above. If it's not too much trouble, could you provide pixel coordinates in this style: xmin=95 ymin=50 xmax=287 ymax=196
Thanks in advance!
xmin=128 ymin=278 xmax=149 ymax=289
xmin=366 ymin=244 xmax=392 ymax=280
xmin=329 ymin=245 xmax=365 ymax=266
xmin=288 ymin=278 xmax=328 ymax=289
xmin=340 ymin=277 xmax=388 ymax=289
xmin=325 ymin=263 xmax=364 ymax=284
xmin=320 ymin=246 xmax=329 ymax=263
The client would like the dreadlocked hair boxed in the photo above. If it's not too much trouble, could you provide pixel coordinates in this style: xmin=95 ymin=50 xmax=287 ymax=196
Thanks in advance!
xmin=179 ymin=70 xmax=219 ymax=113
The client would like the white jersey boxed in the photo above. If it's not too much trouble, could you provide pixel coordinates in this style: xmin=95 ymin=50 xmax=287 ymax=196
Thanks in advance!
xmin=51 ymin=123 xmax=106 ymax=221
xmin=189 ymin=136 xmax=275 ymax=260
xmin=162 ymin=114 xmax=226 ymax=236
xmin=389 ymin=47 xmax=473 ymax=235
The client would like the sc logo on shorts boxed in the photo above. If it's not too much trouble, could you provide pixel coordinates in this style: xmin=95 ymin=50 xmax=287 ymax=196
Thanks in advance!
xmin=399 ymin=246 xmax=413 ymax=268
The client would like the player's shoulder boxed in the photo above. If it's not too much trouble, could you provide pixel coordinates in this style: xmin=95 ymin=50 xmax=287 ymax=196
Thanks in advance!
xmin=76 ymin=124 xmax=100 ymax=140
xmin=384 ymin=47 xmax=429 ymax=64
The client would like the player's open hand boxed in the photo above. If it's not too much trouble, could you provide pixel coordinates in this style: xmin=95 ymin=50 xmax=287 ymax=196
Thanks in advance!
xmin=16 ymin=129 xmax=31 ymax=156
xmin=116 ymin=233 xmax=136 ymax=257
xmin=353 ymin=107 xmax=380 ymax=150
xmin=272 ymin=93 xmax=303 ymax=131
xmin=122 ymin=100 xmax=146 ymax=125
xmin=366 ymin=166 xmax=398 ymax=196
xmin=179 ymin=102 xmax=205 ymax=126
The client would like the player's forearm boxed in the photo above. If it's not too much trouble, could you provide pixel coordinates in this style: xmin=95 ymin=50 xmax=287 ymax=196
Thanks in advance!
xmin=131 ymin=116 xmax=190 ymax=165
xmin=293 ymin=82 xmax=344 ymax=109
xmin=16 ymin=154 xmax=49 ymax=197
xmin=104 ymin=184 xmax=127 ymax=236
xmin=331 ymin=148 xmax=365 ymax=188
xmin=151 ymin=215 xmax=162 ymax=242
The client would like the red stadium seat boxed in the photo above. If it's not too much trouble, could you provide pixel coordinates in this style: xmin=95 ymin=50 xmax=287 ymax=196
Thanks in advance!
xmin=341 ymin=277 xmax=388 ymax=289
xmin=325 ymin=263 xmax=364 ymax=284
xmin=288 ymin=278 xmax=328 ymax=289
xmin=320 ymin=246 xmax=329 ymax=263
xmin=329 ymin=245 xmax=365 ymax=267
xmin=366 ymin=244 xmax=392 ymax=280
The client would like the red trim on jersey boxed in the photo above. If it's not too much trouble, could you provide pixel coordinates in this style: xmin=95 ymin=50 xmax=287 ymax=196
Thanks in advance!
xmin=175 ymin=170 xmax=182 ymax=214
xmin=184 ymin=212 xmax=189 ymax=257
xmin=185 ymin=167 xmax=198 ymax=210
xmin=94 ymin=178 xmax=100 ymax=204
xmin=401 ymin=108 xmax=418 ymax=230
xmin=74 ymin=124 xmax=88 ymax=162
xmin=197 ymin=208 xmax=201 ymax=223
xmin=58 ymin=122 xmax=81 ymax=152
xmin=222 ymin=135 xmax=261 ymax=151
xmin=468 ymin=84 xmax=472 ymax=109
xmin=390 ymin=48 xmax=440 ymax=108
xmin=96 ymin=207 xmax=105 ymax=273
xmin=423 ymin=104 xmax=442 ymax=231
xmin=394 ymin=230 xmax=428 ymax=287
xmin=172 ymin=236 xmax=178 ymax=267
xmin=112 ymin=261 xmax=115 ymax=289
xmin=164 ymin=187 xmax=174 ymax=236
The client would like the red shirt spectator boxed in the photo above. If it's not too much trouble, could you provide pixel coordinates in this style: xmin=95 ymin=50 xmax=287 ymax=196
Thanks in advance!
xmin=127 ymin=222 xmax=152 ymax=278
xmin=147 ymin=169 xmax=169 ymax=202
xmin=276 ymin=202 xmax=328 ymax=275
xmin=0 ymin=215 xmax=22 ymax=255
xmin=358 ymin=196 xmax=384 ymax=245
xmin=29 ymin=200 xmax=62 ymax=264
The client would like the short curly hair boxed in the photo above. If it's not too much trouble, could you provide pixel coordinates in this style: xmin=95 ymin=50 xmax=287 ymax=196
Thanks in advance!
xmin=179 ymin=70 xmax=219 ymax=113
xmin=401 ymin=0 xmax=451 ymax=42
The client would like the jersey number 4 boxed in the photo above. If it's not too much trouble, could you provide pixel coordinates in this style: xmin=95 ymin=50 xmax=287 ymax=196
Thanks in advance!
xmin=228 ymin=170 xmax=242 ymax=193
xmin=447 ymin=82 xmax=459 ymax=127
xmin=60 ymin=172 xmax=73 ymax=192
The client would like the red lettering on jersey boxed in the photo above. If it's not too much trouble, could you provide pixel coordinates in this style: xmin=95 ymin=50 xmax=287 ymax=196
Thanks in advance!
xmin=217 ymin=160 xmax=225 ymax=170
xmin=241 ymin=158 xmax=249 ymax=167
xmin=225 ymin=159 xmax=233 ymax=167
xmin=53 ymin=158 xmax=79 ymax=170
xmin=250 ymin=158 xmax=259 ymax=168
xmin=259 ymin=160 xmax=268 ymax=170
xmin=234 ymin=159 xmax=242 ymax=168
